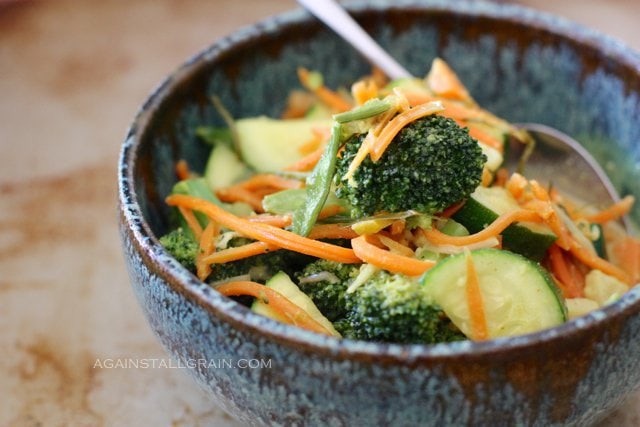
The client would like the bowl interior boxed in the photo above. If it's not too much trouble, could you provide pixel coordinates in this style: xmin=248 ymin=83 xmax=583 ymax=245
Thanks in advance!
xmin=131 ymin=2 xmax=640 ymax=243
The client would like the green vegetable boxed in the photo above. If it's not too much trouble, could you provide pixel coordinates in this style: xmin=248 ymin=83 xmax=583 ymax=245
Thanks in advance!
xmin=262 ymin=188 xmax=349 ymax=217
xmin=292 ymin=122 xmax=343 ymax=236
xmin=333 ymin=98 xmax=391 ymax=123
xmin=340 ymin=270 xmax=465 ymax=343
xmin=335 ymin=115 xmax=486 ymax=218
xmin=421 ymin=249 xmax=567 ymax=339
xmin=294 ymin=259 xmax=359 ymax=322
xmin=251 ymin=271 xmax=340 ymax=337
xmin=452 ymin=186 xmax=556 ymax=261
xmin=204 ymin=143 xmax=252 ymax=190
xmin=235 ymin=116 xmax=332 ymax=172
xmin=159 ymin=227 xmax=199 ymax=272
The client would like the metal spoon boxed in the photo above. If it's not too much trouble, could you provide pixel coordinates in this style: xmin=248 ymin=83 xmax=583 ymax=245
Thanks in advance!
xmin=297 ymin=0 xmax=629 ymax=228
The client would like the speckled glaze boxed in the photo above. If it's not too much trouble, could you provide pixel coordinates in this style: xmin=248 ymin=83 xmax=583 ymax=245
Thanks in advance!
xmin=118 ymin=1 xmax=640 ymax=425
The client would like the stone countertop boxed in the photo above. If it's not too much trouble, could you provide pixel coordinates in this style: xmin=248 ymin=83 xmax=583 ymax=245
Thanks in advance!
xmin=0 ymin=1 xmax=638 ymax=425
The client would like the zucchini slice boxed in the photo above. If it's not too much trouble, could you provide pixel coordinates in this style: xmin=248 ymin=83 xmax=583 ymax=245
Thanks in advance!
xmin=251 ymin=271 xmax=341 ymax=337
xmin=453 ymin=186 xmax=557 ymax=261
xmin=421 ymin=249 xmax=567 ymax=339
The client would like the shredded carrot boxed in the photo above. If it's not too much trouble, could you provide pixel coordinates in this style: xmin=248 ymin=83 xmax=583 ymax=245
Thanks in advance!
xmin=548 ymin=244 xmax=584 ymax=298
xmin=297 ymin=67 xmax=352 ymax=113
xmin=215 ymin=281 xmax=334 ymax=335
xmin=175 ymin=159 xmax=191 ymax=181
xmin=426 ymin=58 xmax=473 ymax=103
xmin=585 ymin=195 xmax=635 ymax=224
xmin=611 ymin=236 xmax=640 ymax=284
xmin=377 ymin=234 xmax=415 ymax=257
xmin=369 ymin=102 xmax=445 ymax=162
xmin=493 ymin=168 xmax=509 ymax=187
xmin=464 ymin=250 xmax=489 ymax=341
xmin=439 ymin=201 xmax=466 ymax=218
xmin=351 ymin=235 xmax=434 ymax=276
xmin=528 ymin=181 xmax=572 ymax=250
xmin=166 ymin=194 xmax=360 ymax=264
xmin=569 ymin=238 xmax=632 ymax=284
xmin=308 ymin=223 xmax=359 ymax=240
xmin=390 ymin=219 xmax=406 ymax=236
xmin=281 ymin=90 xmax=316 ymax=119
xmin=196 ymin=221 xmax=219 ymax=281
xmin=215 ymin=187 xmax=264 ymax=212
xmin=237 ymin=174 xmax=303 ymax=191
xmin=317 ymin=205 xmax=344 ymax=220
xmin=178 ymin=206 xmax=203 ymax=240
xmin=423 ymin=209 xmax=542 ymax=246
xmin=506 ymin=173 xmax=528 ymax=200
xmin=481 ymin=168 xmax=493 ymax=187
xmin=298 ymin=133 xmax=323 ymax=156
xmin=466 ymin=124 xmax=504 ymax=152
xmin=351 ymin=79 xmax=379 ymax=105
xmin=202 ymin=241 xmax=276 ymax=265
xmin=247 ymin=214 xmax=292 ymax=228
xmin=284 ymin=146 xmax=325 ymax=172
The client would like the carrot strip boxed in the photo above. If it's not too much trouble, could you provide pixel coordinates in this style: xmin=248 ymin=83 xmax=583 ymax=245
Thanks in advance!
xmin=585 ymin=195 xmax=635 ymax=224
xmin=239 ymin=174 xmax=304 ymax=191
xmin=298 ymin=133 xmax=323 ymax=155
xmin=439 ymin=201 xmax=466 ymax=218
xmin=317 ymin=205 xmax=344 ymax=220
xmin=423 ymin=209 xmax=542 ymax=246
xmin=247 ymin=214 xmax=292 ymax=228
xmin=178 ymin=206 xmax=203 ymax=240
xmin=494 ymin=168 xmax=509 ymax=187
xmin=297 ymin=67 xmax=352 ymax=113
xmin=481 ymin=167 xmax=493 ymax=187
xmin=166 ymin=194 xmax=360 ymax=264
xmin=196 ymin=221 xmax=219 ymax=281
xmin=390 ymin=219 xmax=406 ymax=236
xmin=284 ymin=146 xmax=325 ymax=172
xmin=465 ymin=251 xmax=489 ymax=341
xmin=351 ymin=235 xmax=434 ymax=276
xmin=202 ymin=241 xmax=276 ymax=264
xmin=351 ymin=79 xmax=379 ymax=106
xmin=611 ymin=236 xmax=640 ymax=284
xmin=369 ymin=102 xmax=445 ymax=162
xmin=308 ymin=223 xmax=359 ymax=240
xmin=466 ymin=124 xmax=504 ymax=152
xmin=570 ymin=238 xmax=632 ymax=284
xmin=215 ymin=281 xmax=334 ymax=335
xmin=377 ymin=234 xmax=415 ymax=257
xmin=548 ymin=244 xmax=584 ymax=298
xmin=426 ymin=58 xmax=472 ymax=103
xmin=215 ymin=187 xmax=264 ymax=212
xmin=175 ymin=159 xmax=191 ymax=181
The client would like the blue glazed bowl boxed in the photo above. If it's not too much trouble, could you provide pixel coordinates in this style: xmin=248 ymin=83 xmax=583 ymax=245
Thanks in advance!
xmin=118 ymin=1 xmax=640 ymax=425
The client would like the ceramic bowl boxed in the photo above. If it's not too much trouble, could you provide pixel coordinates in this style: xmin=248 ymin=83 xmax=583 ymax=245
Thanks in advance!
xmin=118 ymin=1 xmax=640 ymax=425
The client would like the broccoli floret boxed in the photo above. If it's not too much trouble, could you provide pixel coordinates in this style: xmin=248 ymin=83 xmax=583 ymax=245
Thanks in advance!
xmin=340 ymin=270 xmax=465 ymax=344
xmin=208 ymin=237 xmax=312 ymax=284
xmin=159 ymin=227 xmax=199 ymax=272
xmin=294 ymin=259 xmax=360 ymax=322
xmin=335 ymin=115 xmax=486 ymax=217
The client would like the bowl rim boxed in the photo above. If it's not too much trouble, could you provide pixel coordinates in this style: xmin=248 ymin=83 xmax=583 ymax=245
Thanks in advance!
xmin=118 ymin=0 xmax=640 ymax=363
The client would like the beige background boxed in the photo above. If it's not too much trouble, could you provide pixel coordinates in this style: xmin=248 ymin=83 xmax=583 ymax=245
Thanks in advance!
xmin=1 ymin=1 xmax=638 ymax=425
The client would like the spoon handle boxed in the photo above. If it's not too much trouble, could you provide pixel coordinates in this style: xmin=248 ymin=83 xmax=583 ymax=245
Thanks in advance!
xmin=296 ymin=0 xmax=412 ymax=80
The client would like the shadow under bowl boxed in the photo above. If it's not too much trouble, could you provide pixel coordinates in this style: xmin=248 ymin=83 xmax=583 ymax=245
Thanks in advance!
xmin=118 ymin=1 xmax=640 ymax=425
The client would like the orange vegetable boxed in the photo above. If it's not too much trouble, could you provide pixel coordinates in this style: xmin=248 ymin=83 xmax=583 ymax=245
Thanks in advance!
xmin=284 ymin=146 xmax=325 ymax=172
xmin=369 ymin=102 xmax=445 ymax=162
xmin=308 ymin=223 xmax=359 ymax=240
xmin=166 ymin=194 xmax=360 ymax=264
xmin=585 ymin=195 xmax=635 ymax=224
xmin=239 ymin=174 xmax=304 ymax=192
xmin=202 ymin=241 xmax=276 ymax=265
xmin=465 ymin=251 xmax=489 ymax=341
xmin=351 ymin=235 xmax=434 ymax=276
xmin=422 ymin=209 xmax=542 ymax=246
xmin=196 ymin=221 xmax=219 ymax=281
xmin=175 ymin=159 xmax=191 ymax=181
xmin=611 ymin=236 xmax=640 ymax=284
xmin=215 ymin=281 xmax=334 ymax=335
xmin=247 ymin=214 xmax=292 ymax=228
xmin=215 ymin=187 xmax=264 ymax=212
xmin=569 ymin=238 xmax=631 ymax=284
xmin=426 ymin=58 xmax=473 ymax=103
xmin=547 ymin=244 xmax=584 ymax=298
xmin=177 ymin=206 xmax=203 ymax=240
xmin=297 ymin=67 xmax=352 ymax=113
xmin=351 ymin=79 xmax=379 ymax=105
